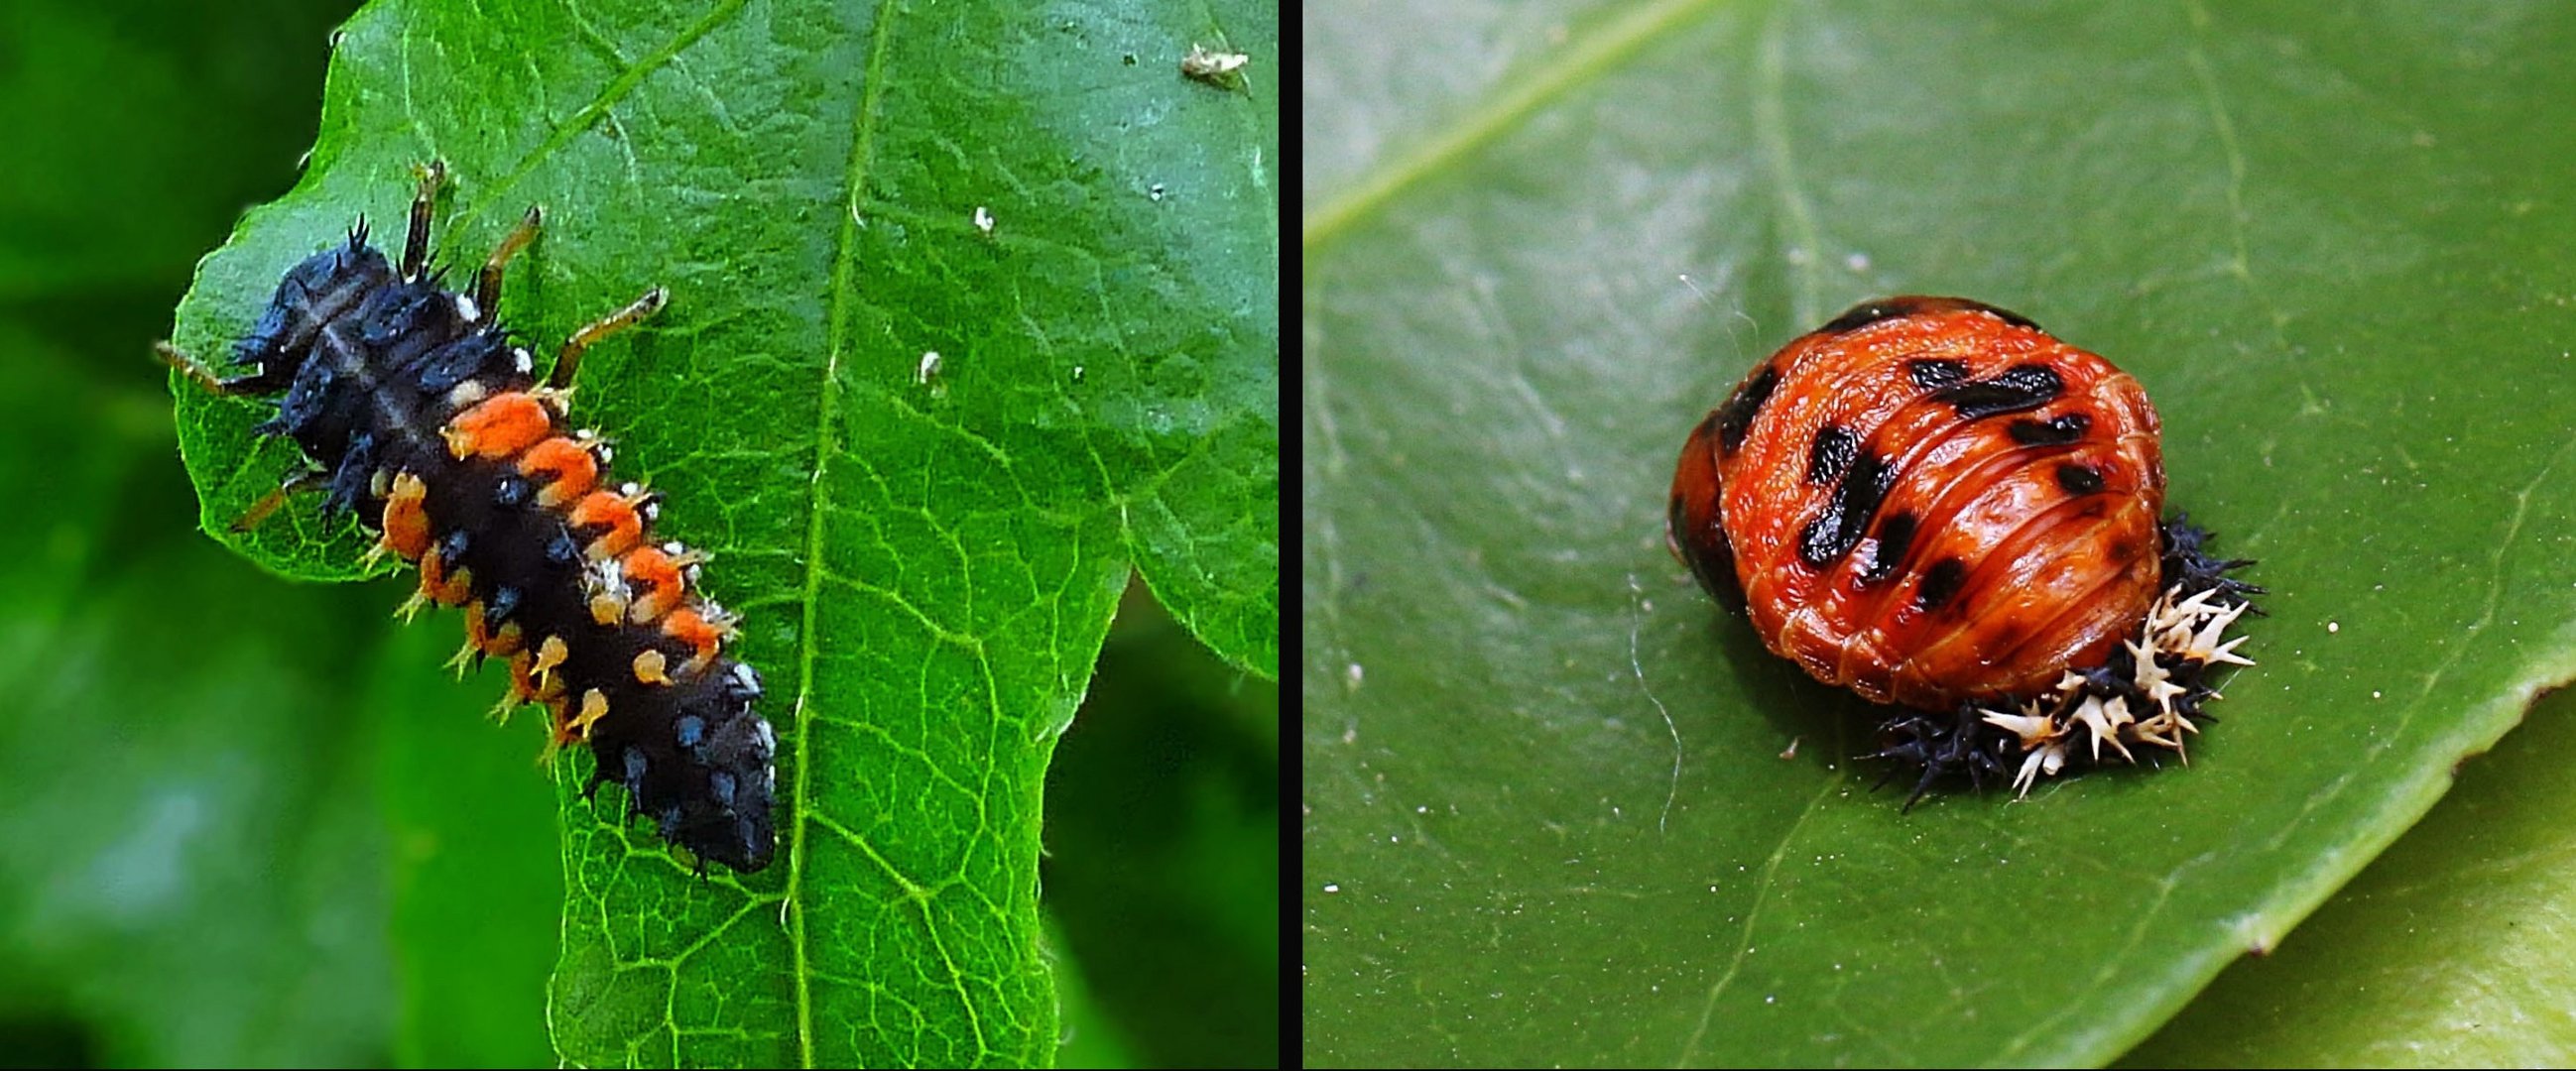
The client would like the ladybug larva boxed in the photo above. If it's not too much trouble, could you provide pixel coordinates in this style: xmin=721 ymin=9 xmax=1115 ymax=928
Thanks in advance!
xmin=161 ymin=162 xmax=777 ymax=872
xmin=1667 ymin=296 xmax=2260 ymax=800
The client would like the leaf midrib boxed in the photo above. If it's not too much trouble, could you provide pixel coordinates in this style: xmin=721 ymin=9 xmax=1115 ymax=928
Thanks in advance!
xmin=789 ymin=2 xmax=910 ymax=1067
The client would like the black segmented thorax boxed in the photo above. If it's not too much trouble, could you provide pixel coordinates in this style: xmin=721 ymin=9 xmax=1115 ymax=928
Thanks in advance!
xmin=234 ymin=234 xmax=501 ymax=508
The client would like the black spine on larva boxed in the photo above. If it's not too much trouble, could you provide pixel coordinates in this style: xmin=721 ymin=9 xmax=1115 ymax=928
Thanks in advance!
xmin=232 ymin=229 xmax=394 ymax=394
xmin=225 ymin=223 xmax=778 ymax=874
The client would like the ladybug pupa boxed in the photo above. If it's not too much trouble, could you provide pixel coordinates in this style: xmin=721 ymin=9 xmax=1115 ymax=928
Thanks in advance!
xmin=160 ymin=162 xmax=779 ymax=872
xmin=1666 ymin=296 xmax=2261 ymax=800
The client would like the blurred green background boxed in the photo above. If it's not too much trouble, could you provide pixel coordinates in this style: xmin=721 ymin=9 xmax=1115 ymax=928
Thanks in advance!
xmin=0 ymin=0 xmax=1276 ymax=1066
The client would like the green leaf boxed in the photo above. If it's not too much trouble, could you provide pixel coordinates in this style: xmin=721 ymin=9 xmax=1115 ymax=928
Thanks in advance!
xmin=1303 ymin=1 xmax=2576 ymax=1065
xmin=2121 ymin=683 xmax=2576 ymax=1066
xmin=164 ymin=0 xmax=1278 ymax=1064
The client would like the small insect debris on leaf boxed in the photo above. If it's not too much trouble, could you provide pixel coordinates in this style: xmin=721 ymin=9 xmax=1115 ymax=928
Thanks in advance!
xmin=1181 ymin=43 xmax=1249 ymax=87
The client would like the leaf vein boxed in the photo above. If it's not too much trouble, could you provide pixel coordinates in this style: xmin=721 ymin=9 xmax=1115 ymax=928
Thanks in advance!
xmin=789 ymin=1 xmax=910 ymax=1065
xmin=468 ymin=0 xmax=752 ymax=229
xmin=1299 ymin=0 xmax=1724 ymax=251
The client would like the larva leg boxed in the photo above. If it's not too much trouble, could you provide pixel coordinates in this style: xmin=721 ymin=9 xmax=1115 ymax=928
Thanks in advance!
xmin=549 ymin=286 xmax=669 ymax=390
xmin=401 ymin=159 xmax=448 ymax=283
xmin=229 ymin=467 xmax=328 ymax=533
xmin=474 ymin=205 xmax=542 ymax=313
xmin=154 ymin=341 xmax=264 ymax=397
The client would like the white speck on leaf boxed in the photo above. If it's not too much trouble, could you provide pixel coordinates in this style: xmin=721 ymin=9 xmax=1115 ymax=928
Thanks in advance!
xmin=918 ymin=351 xmax=950 ymax=399
xmin=1180 ymin=43 xmax=1248 ymax=85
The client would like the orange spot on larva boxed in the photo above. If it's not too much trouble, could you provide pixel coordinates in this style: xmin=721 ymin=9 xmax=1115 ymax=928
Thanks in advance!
xmin=662 ymin=607 xmax=724 ymax=675
xmin=418 ymin=547 xmax=473 ymax=606
xmin=381 ymin=471 xmax=431 ymax=559
xmin=507 ymin=650 xmax=539 ymax=703
xmin=569 ymin=491 xmax=644 ymax=560
xmin=621 ymin=545 xmax=684 ymax=623
xmin=443 ymin=392 xmax=553 ymax=460
xmin=517 ymin=436 xmax=599 ymax=507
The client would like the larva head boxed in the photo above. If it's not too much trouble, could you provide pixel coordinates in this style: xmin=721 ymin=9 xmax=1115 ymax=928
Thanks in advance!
xmin=231 ymin=236 xmax=397 ymax=395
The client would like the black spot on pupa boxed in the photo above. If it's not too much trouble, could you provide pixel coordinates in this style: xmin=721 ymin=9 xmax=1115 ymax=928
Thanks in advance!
xmin=2009 ymin=413 xmax=2092 ymax=446
xmin=1816 ymin=296 xmax=2038 ymax=336
xmin=1955 ymin=298 xmax=2040 ymax=330
xmin=1817 ymin=298 xmax=1930 ymax=334
xmin=1668 ymin=485 xmax=1738 ymax=606
xmin=1859 ymin=512 xmax=1916 ymax=584
xmin=1933 ymin=364 xmax=2064 ymax=420
xmin=1714 ymin=366 xmax=1779 ymax=452
xmin=1798 ymin=451 xmax=1898 ymax=568
xmin=1907 ymin=359 xmax=1968 ymax=390
xmin=1805 ymin=425 xmax=1858 ymax=484
xmin=1916 ymin=557 xmax=1968 ymax=611
xmin=2056 ymin=462 xmax=2106 ymax=496
xmin=1691 ymin=409 xmax=1722 ymax=446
